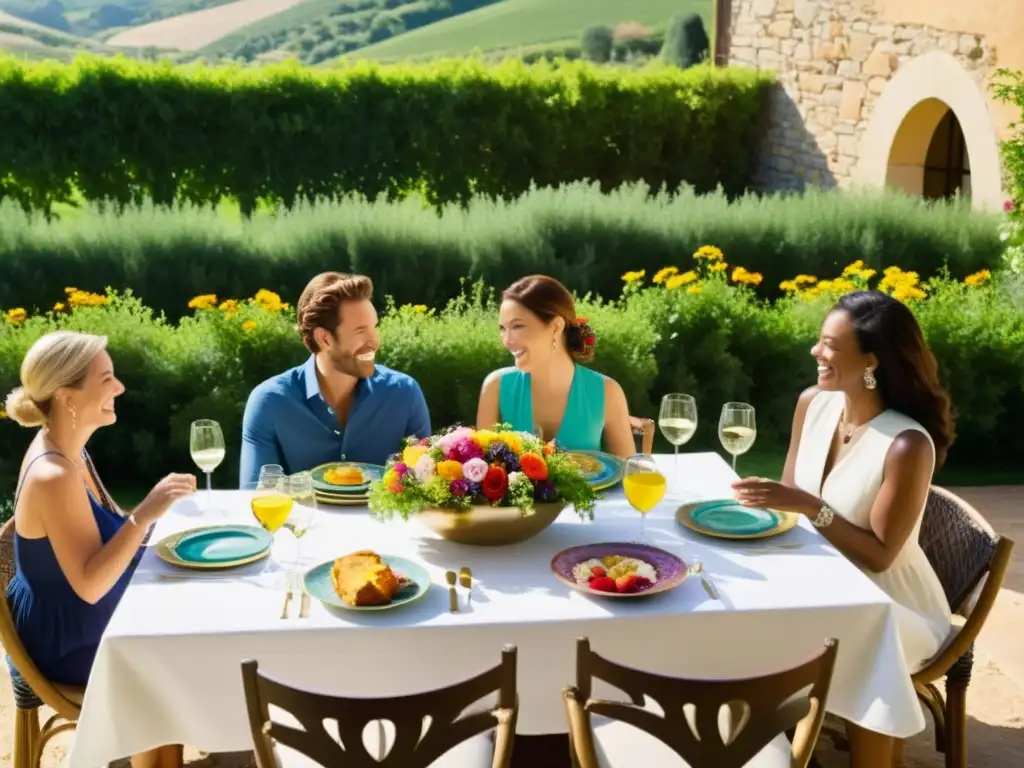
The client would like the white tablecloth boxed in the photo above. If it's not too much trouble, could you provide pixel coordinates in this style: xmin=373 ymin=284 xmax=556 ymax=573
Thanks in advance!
xmin=68 ymin=452 xmax=921 ymax=767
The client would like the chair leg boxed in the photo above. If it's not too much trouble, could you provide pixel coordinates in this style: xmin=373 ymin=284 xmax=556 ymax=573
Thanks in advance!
xmin=14 ymin=707 xmax=39 ymax=768
xmin=944 ymin=680 xmax=968 ymax=768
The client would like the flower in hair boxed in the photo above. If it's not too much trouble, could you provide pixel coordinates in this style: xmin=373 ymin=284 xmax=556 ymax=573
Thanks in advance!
xmin=574 ymin=317 xmax=596 ymax=350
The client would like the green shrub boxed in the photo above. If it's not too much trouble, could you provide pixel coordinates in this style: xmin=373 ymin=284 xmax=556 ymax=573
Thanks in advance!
xmin=662 ymin=13 xmax=709 ymax=68
xmin=0 ymin=183 xmax=1004 ymax=321
xmin=580 ymin=25 xmax=614 ymax=63
xmin=0 ymin=55 xmax=771 ymax=215
xmin=1 ymin=267 xmax=1020 ymax=503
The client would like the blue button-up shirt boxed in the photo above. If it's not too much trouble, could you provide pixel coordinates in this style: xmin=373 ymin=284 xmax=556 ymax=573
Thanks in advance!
xmin=238 ymin=356 xmax=431 ymax=486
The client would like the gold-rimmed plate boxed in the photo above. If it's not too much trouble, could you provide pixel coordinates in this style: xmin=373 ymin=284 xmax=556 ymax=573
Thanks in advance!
xmin=676 ymin=500 xmax=800 ymax=540
xmin=155 ymin=525 xmax=273 ymax=570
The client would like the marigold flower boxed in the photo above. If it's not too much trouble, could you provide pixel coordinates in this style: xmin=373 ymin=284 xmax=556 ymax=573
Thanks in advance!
xmin=412 ymin=304 xmax=428 ymax=313
xmin=53 ymin=302 xmax=65 ymax=312
xmin=219 ymin=299 xmax=239 ymax=316
xmin=188 ymin=294 xmax=218 ymax=310
xmin=518 ymin=452 xmax=549 ymax=481
xmin=665 ymin=271 xmax=698 ymax=289
xmin=794 ymin=275 xmax=817 ymax=285
xmin=0 ymin=408 xmax=7 ymax=419
xmin=709 ymin=261 xmax=728 ymax=273
xmin=731 ymin=266 xmax=763 ymax=286
xmin=6 ymin=308 xmax=27 ymax=324
xmin=687 ymin=285 xmax=701 ymax=294
xmin=621 ymin=270 xmax=646 ymax=284
xmin=964 ymin=269 xmax=991 ymax=286
xmin=254 ymin=289 xmax=286 ymax=313
xmin=693 ymin=245 xmax=724 ymax=261
xmin=652 ymin=266 xmax=678 ymax=284
xmin=242 ymin=320 xmax=257 ymax=333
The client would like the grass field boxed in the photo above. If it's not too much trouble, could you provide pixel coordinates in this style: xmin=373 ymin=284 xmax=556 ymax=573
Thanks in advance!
xmin=194 ymin=0 xmax=347 ymax=56
xmin=106 ymin=0 xmax=308 ymax=51
xmin=354 ymin=0 xmax=710 ymax=61
xmin=0 ymin=9 xmax=117 ymax=58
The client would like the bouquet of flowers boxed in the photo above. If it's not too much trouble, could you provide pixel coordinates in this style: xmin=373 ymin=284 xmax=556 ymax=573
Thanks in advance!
xmin=368 ymin=424 xmax=598 ymax=521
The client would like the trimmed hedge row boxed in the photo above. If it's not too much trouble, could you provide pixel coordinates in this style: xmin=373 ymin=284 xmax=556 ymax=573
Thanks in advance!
xmin=0 ymin=55 xmax=771 ymax=214
xmin=2 ymin=268 xmax=1022 ymax=502
xmin=0 ymin=183 xmax=1004 ymax=321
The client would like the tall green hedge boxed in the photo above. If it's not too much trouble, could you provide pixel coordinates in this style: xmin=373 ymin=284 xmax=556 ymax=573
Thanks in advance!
xmin=0 ymin=55 xmax=771 ymax=214
xmin=0 ymin=183 xmax=1004 ymax=320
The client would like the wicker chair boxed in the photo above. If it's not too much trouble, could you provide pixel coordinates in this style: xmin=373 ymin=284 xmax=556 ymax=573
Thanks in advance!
xmin=907 ymin=485 xmax=1014 ymax=768
xmin=0 ymin=518 xmax=84 ymax=768
xmin=629 ymin=417 xmax=655 ymax=455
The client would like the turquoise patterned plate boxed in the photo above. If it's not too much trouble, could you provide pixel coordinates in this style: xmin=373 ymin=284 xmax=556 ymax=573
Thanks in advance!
xmin=310 ymin=462 xmax=385 ymax=494
xmin=564 ymin=450 xmax=624 ymax=491
xmin=168 ymin=525 xmax=273 ymax=565
xmin=303 ymin=554 xmax=429 ymax=611
xmin=689 ymin=499 xmax=779 ymax=535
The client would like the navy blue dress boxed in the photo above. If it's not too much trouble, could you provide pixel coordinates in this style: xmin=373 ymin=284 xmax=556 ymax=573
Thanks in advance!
xmin=5 ymin=451 xmax=140 ymax=686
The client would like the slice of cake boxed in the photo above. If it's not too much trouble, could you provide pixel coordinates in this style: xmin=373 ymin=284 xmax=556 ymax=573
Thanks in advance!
xmin=330 ymin=550 xmax=401 ymax=606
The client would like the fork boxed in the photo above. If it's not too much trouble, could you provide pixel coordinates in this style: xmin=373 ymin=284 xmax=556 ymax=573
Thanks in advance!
xmin=689 ymin=559 xmax=719 ymax=601
xmin=280 ymin=575 xmax=294 ymax=619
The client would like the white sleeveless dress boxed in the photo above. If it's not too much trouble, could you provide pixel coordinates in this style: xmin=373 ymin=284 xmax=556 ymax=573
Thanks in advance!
xmin=793 ymin=390 xmax=953 ymax=673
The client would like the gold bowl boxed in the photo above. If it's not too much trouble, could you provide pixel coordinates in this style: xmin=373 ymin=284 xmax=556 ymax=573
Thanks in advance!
xmin=415 ymin=502 xmax=567 ymax=546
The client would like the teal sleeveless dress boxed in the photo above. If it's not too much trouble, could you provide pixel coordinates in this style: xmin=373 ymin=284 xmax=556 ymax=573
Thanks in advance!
xmin=497 ymin=365 xmax=606 ymax=451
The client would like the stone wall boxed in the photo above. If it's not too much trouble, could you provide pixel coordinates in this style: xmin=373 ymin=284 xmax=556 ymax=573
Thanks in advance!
xmin=726 ymin=0 xmax=996 ymax=191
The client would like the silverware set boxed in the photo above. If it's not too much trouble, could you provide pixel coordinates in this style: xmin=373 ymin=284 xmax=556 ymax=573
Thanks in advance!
xmin=280 ymin=573 xmax=310 ymax=620
xmin=446 ymin=567 xmax=473 ymax=612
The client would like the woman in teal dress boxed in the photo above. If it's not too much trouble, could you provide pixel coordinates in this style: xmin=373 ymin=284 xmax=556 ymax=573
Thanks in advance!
xmin=4 ymin=331 xmax=195 ymax=768
xmin=476 ymin=275 xmax=635 ymax=458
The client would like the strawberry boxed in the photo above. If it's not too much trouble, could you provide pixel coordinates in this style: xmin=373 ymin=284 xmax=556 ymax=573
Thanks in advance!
xmin=615 ymin=573 xmax=651 ymax=593
xmin=588 ymin=566 xmax=606 ymax=580
xmin=589 ymin=576 xmax=617 ymax=593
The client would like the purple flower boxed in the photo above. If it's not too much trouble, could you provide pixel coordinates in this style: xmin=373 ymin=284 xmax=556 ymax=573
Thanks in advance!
xmin=449 ymin=479 xmax=469 ymax=496
xmin=534 ymin=480 xmax=558 ymax=502
xmin=465 ymin=481 xmax=483 ymax=499
xmin=486 ymin=442 xmax=520 ymax=472
xmin=450 ymin=437 xmax=485 ymax=462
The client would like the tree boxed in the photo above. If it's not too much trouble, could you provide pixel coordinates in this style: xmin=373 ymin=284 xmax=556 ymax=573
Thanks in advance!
xmin=661 ymin=13 xmax=710 ymax=69
xmin=580 ymin=25 xmax=614 ymax=64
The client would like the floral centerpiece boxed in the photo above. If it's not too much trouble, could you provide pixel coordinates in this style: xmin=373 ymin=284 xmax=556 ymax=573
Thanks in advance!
xmin=368 ymin=424 xmax=598 ymax=528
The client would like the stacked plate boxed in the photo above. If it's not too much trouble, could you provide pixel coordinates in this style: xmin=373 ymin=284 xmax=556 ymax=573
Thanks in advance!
xmin=564 ymin=450 xmax=625 ymax=491
xmin=676 ymin=498 xmax=799 ymax=540
xmin=310 ymin=462 xmax=385 ymax=506
xmin=155 ymin=524 xmax=273 ymax=570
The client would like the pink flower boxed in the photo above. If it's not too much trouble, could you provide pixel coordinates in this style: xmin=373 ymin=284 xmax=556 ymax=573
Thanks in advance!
xmin=393 ymin=461 xmax=409 ymax=477
xmin=1004 ymin=199 xmax=1015 ymax=213
xmin=449 ymin=437 xmax=484 ymax=462
xmin=436 ymin=426 xmax=474 ymax=455
xmin=462 ymin=457 xmax=488 ymax=483
xmin=413 ymin=454 xmax=436 ymax=482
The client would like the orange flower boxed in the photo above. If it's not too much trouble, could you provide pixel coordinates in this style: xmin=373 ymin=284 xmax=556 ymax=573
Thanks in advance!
xmin=542 ymin=440 xmax=556 ymax=457
xmin=519 ymin=452 xmax=549 ymax=481
xmin=437 ymin=460 xmax=464 ymax=482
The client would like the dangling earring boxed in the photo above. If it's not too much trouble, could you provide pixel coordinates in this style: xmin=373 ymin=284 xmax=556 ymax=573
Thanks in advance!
xmin=69 ymin=401 xmax=77 ymax=431
xmin=551 ymin=338 xmax=556 ymax=350
xmin=863 ymin=367 xmax=877 ymax=390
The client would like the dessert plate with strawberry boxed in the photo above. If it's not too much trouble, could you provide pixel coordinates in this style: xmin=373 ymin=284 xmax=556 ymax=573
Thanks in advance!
xmin=550 ymin=542 xmax=687 ymax=599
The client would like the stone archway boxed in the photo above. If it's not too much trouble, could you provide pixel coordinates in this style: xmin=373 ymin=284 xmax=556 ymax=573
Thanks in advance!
xmin=858 ymin=51 xmax=1003 ymax=209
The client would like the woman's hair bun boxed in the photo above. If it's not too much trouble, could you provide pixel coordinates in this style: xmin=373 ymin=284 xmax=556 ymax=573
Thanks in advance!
xmin=565 ymin=318 xmax=597 ymax=362
xmin=4 ymin=386 xmax=46 ymax=428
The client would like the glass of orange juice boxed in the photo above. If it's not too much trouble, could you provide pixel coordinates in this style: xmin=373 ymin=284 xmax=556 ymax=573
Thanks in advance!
xmin=623 ymin=454 xmax=667 ymax=539
xmin=244 ymin=479 xmax=293 ymax=578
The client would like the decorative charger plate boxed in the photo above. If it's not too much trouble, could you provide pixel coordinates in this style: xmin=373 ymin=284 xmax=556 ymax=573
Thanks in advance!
xmin=564 ymin=450 xmax=625 ymax=491
xmin=303 ymin=554 xmax=430 ymax=611
xmin=156 ymin=525 xmax=273 ymax=570
xmin=310 ymin=462 xmax=385 ymax=494
xmin=550 ymin=542 xmax=687 ymax=599
xmin=676 ymin=499 xmax=799 ymax=540
xmin=314 ymin=492 xmax=369 ymax=507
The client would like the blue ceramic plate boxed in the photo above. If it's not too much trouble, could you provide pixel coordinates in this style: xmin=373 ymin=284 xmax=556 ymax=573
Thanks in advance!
xmin=688 ymin=499 xmax=780 ymax=535
xmin=303 ymin=554 xmax=429 ymax=611
xmin=170 ymin=525 xmax=273 ymax=565
xmin=311 ymin=462 xmax=384 ymax=494
xmin=565 ymin=450 xmax=624 ymax=491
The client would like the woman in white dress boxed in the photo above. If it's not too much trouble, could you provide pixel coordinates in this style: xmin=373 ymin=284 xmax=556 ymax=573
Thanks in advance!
xmin=732 ymin=290 xmax=954 ymax=768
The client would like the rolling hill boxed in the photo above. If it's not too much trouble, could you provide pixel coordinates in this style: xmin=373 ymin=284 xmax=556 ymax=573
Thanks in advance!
xmin=105 ymin=0 xmax=308 ymax=50
xmin=0 ymin=8 xmax=116 ymax=58
xmin=354 ymin=0 xmax=710 ymax=61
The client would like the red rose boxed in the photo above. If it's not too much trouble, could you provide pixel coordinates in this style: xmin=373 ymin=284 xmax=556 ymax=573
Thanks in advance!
xmin=481 ymin=466 xmax=508 ymax=501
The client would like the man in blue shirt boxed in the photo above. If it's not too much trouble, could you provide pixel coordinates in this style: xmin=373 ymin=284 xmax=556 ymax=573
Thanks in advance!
xmin=238 ymin=272 xmax=431 ymax=486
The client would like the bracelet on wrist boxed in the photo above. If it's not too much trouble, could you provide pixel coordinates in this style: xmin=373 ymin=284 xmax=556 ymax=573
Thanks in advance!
xmin=812 ymin=503 xmax=836 ymax=528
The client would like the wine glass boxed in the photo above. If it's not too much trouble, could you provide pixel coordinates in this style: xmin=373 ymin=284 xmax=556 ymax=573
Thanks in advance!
xmin=258 ymin=464 xmax=285 ymax=489
xmin=190 ymin=419 xmax=225 ymax=514
xmin=658 ymin=393 xmax=698 ymax=469
xmin=622 ymin=454 xmax=667 ymax=539
xmin=245 ymin=478 xmax=293 ymax=583
xmin=719 ymin=403 xmax=757 ymax=472
xmin=280 ymin=472 xmax=317 ymax=568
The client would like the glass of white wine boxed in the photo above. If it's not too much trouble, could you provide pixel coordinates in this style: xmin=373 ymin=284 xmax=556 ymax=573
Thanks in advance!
xmin=258 ymin=464 xmax=285 ymax=488
xmin=658 ymin=393 xmax=698 ymax=468
xmin=190 ymin=419 xmax=225 ymax=514
xmin=622 ymin=454 xmax=667 ymax=540
xmin=719 ymin=403 xmax=757 ymax=472
xmin=280 ymin=472 xmax=317 ymax=568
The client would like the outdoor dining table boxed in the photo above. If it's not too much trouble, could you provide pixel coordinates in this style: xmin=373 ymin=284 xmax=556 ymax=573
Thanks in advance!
xmin=67 ymin=452 xmax=923 ymax=767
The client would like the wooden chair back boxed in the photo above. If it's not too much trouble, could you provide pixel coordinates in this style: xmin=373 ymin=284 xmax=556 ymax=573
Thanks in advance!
xmin=241 ymin=644 xmax=518 ymax=768
xmin=629 ymin=417 xmax=655 ymax=455
xmin=0 ymin=519 xmax=81 ymax=721
xmin=913 ymin=486 xmax=1014 ymax=683
xmin=563 ymin=636 xmax=838 ymax=768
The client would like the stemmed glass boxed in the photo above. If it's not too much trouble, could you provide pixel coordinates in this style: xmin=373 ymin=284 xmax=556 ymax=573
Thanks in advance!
xmin=245 ymin=477 xmax=293 ymax=583
xmin=658 ymin=393 xmax=698 ymax=469
xmin=189 ymin=419 xmax=225 ymax=514
xmin=258 ymin=464 xmax=285 ymax=489
xmin=280 ymin=472 xmax=317 ymax=569
xmin=622 ymin=454 xmax=667 ymax=539
xmin=719 ymin=403 xmax=757 ymax=472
